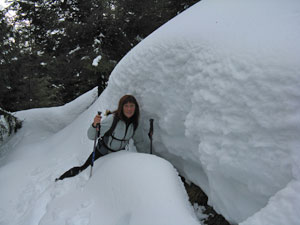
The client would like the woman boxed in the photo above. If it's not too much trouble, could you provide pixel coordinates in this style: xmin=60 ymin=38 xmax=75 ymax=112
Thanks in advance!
xmin=55 ymin=95 xmax=145 ymax=181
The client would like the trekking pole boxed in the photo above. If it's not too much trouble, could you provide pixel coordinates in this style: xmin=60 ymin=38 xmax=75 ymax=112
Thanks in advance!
xmin=90 ymin=111 xmax=101 ymax=178
xmin=148 ymin=119 xmax=154 ymax=154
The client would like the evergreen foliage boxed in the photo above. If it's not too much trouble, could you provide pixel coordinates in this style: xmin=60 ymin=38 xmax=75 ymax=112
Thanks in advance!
xmin=0 ymin=0 xmax=200 ymax=111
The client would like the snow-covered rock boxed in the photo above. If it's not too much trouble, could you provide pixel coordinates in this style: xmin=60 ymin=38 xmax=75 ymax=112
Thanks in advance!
xmin=0 ymin=108 xmax=22 ymax=146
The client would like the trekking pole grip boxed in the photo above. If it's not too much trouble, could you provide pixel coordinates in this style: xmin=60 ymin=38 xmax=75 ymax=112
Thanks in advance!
xmin=148 ymin=119 xmax=154 ymax=139
xmin=149 ymin=119 xmax=154 ymax=154
xmin=96 ymin=111 xmax=101 ymax=131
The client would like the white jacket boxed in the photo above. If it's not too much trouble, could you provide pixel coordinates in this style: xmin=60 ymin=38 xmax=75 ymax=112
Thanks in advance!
xmin=87 ymin=114 xmax=146 ymax=152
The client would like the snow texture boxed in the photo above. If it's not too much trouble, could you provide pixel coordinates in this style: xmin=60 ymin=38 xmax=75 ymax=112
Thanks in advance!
xmin=92 ymin=55 xmax=102 ymax=66
xmin=1 ymin=0 xmax=300 ymax=224
xmin=98 ymin=0 xmax=300 ymax=223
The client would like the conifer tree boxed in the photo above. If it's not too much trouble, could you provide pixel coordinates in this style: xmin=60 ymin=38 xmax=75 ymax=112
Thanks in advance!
xmin=1 ymin=0 xmax=200 ymax=111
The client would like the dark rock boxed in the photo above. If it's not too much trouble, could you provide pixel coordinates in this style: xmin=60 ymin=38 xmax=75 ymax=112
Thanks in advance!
xmin=181 ymin=176 xmax=231 ymax=225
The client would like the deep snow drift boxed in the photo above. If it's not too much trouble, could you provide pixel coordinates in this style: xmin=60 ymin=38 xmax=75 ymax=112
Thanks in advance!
xmin=96 ymin=0 xmax=300 ymax=224
xmin=40 ymin=152 xmax=199 ymax=225
xmin=0 ymin=89 xmax=201 ymax=225
xmin=1 ymin=0 xmax=300 ymax=224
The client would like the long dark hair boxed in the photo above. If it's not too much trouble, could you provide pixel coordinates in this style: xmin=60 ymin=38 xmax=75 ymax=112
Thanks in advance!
xmin=113 ymin=95 xmax=140 ymax=130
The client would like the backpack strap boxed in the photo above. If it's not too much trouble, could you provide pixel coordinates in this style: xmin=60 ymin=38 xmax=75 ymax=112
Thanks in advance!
xmin=99 ymin=115 xmax=123 ymax=152
xmin=103 ymin=115 xmax=119 ymax=138
xmin=102 ymin=114 xmax=137 ymax=142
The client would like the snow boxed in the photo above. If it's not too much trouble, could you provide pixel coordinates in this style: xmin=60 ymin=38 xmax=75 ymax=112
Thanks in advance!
xmin=1 ymin=0 xmax=300 ymax=224
xmin=68 ymin=46 xmax=81 ymax=55
xmin=92 ymin=55 xmax=102 ymax=66
xmin=40 ymin=152 xmax=199 ymax=225
xmin=0 ymin=0 xmax=8 ymax=9
xmin=97 ymin=0 xmax=300 ymax=224
xmin=0 ymin=88 xmax=201 ymax=225
xmin=240 ymin=180 xmax=300 ymax=225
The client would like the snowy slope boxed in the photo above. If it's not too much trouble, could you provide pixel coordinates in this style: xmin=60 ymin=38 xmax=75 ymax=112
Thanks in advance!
xmin=0 ymin=88 xmax=200 ymax=225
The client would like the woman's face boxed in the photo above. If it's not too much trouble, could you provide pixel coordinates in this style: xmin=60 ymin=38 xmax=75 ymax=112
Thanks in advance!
xmin=123 ymin=102 xmax=136 ymax=118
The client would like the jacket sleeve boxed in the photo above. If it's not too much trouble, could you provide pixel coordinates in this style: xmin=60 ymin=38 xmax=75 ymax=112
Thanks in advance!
xmin=87 ymin=114 xmax=114 ymax=140
xmin=132 ymin=123 xmax=148 ymax=153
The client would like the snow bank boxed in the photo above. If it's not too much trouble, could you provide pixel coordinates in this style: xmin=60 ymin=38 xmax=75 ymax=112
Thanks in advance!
xmin=0 ymin=87 xmax=200 ymax=225
xmin=1 ymin=0 xmax=300 ymax=224
xmin=0 ymin=88 xmax=99 ymax=225
xmin=40 ymin=152 xmax=199 ymax=225
xmin=97 ymin=0 xmax=300 ymax=223
xmin=240 ymin=180 xmax=300 ymax=225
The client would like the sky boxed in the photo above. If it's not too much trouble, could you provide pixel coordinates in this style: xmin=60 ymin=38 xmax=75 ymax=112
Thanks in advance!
xmin=1 ymin=0 xmax=300 ymax=225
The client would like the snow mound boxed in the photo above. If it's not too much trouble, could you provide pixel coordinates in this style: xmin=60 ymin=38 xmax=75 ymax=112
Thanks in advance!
xmin=97 ymin=0 xmax=300 ymax=223
xmin=0 ymin=89 xmax=201 ymax=225
xmin=40 ymin=152 xmax=200 ymax=225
